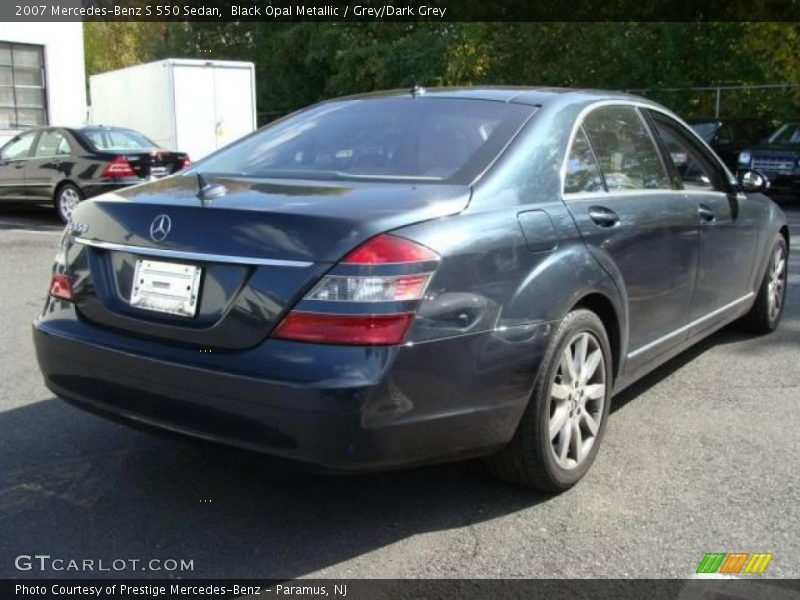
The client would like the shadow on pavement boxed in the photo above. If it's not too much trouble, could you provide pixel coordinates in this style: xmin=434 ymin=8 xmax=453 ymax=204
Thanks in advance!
xmin=0 ymin=202 xmax=62 ymax=231
xmin=0 ymin=394 xmax=549 ymax=579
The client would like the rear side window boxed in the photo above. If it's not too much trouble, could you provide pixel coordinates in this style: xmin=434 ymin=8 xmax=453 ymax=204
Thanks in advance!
xmin=198 ymin=97 xmax=534 ymax=182
xmin=582 ymin=105 xmax=670 ymax=191
xmin=564 ymin=126 xmax=605 ymax=194
xmin=34 ymin=131 xmax=70 ymax=157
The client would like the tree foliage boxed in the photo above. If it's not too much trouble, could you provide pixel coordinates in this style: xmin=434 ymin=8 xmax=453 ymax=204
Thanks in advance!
xmin=84 ymin=22 xmax=800 ymax=125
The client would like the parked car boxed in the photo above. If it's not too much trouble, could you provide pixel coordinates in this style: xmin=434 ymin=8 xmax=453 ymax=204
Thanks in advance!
xmin=33 ymin=88 xmax=788 ymax=492
xmin=737 ymin=121 xmax=800 ymax=198
xmin=687 ymin=117 xmax=771 ymax=169
xmin=0 ymin=126 xmax=190 ymax=222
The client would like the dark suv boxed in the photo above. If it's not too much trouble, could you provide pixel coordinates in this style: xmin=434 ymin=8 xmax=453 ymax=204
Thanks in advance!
xmin=737 ymin=122 xmax=800 ymax=198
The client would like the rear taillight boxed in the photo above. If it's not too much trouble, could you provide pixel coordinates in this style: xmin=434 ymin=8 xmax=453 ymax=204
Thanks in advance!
xmin=274 ymin=234 xmax=439 ymax=345
xmin=181 ymin=155 xmax=192 ymax=170
xmin=101 ymin=156 xmax=136 ymax=178
xmin=273 ymin=313 xmax=414 ymax=345
xmin=49 ymin=273 xmax=73 ymax=301
xmin=342 ymin=233 xmax=439 ymax=264
xmin=305 ymin=273 xmax=432 ymax=303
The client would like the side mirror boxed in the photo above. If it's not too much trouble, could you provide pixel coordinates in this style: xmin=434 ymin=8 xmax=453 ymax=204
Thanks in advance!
xmin=738 ymin=170 xmax=770 ymax=193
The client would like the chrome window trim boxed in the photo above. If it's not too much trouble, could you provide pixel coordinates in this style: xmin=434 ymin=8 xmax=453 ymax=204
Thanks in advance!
xmin=73 ymin=238 xmax=315 ymax=268
xmin=626 ymin=292 xmax=754 ymax=359
xmin=563 ymin=188 xmax=729 ymax=201
xmin=560 ymin=99 xmax=737 ymax=199
xmin=564 ymin=189 xmax=676 ymax=201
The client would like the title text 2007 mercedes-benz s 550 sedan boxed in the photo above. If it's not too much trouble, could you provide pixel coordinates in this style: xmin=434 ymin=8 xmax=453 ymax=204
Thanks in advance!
xmin=33 ymin=88 xmax=788 ymax=491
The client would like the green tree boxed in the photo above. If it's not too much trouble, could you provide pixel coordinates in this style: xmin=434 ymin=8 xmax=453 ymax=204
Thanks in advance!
xmin=84 ymin=22 xmax=800 ymax=125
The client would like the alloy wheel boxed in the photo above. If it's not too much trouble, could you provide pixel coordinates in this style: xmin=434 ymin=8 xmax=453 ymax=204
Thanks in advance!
xmin=59 ymin=187 xmax=80 ymax=222
xmin=767 ymin=245 xmax=786 ymax=322
xmin=549 ymin=331 xmax=606 ymax=470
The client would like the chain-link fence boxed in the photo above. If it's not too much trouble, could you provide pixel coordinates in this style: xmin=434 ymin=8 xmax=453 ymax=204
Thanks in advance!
xmin=626 ymin=84 xmax=800 ymax=129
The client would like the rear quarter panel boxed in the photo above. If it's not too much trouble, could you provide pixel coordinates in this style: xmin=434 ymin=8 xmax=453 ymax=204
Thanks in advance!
xmin=392 ymin=99 xmax=627 ymax=417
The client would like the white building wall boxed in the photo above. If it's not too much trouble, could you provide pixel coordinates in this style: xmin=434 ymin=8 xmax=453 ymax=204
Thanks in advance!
xmin=0 ymin=22 xmax=86 ymax=141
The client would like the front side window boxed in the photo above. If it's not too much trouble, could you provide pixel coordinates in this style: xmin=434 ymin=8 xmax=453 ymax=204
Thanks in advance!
xmin=564 ymin=126 xmax=605 ymax=194
xmin=768 ymin=123 xmax=800 ymax=145
xmin=582 ymin=105 xmax=670 ymax=191
xmin=34 ymin=130 xmax=70 ymax=157
xmin=649 ymin=112 xmax=722 ymax=192
xmin=0 ymin=130 xmax=36 ymax=160
xmin=198 ymin=97 xmax=534 ymax=182
xmin=0 ymin=43 xmax=46 ymax=128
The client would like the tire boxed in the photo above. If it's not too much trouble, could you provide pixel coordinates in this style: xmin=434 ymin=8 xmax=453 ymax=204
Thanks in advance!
xmin=54 ymin=183 xmax=83 ymax=223
xmin=486 ymin=309 xmax=613 ymax=492
xmin=739 ymin=235 xmax=788 ymax=334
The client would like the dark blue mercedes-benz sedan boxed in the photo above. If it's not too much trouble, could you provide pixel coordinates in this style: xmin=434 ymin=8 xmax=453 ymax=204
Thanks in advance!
xmin=33 ymin=88 xmax=788 ymax=491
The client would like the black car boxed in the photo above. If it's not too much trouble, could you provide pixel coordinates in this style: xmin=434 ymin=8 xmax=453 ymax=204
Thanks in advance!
xmin=33 ymin=88 xmax=788 ymax=491
xmin=737 ymin=121 xmax=800 ymax=198
xmin=0 ymin=126 xmax=190 ymax=222
xmin=688 ymin=117 xmax=770 ymax=170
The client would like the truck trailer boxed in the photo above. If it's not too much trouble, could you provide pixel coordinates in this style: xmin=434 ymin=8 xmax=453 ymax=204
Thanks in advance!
xmin=89 ymin=58 xmax=257 ymax=160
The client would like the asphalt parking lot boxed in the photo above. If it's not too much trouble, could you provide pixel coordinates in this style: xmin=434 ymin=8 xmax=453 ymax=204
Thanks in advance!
xmin=0 ymin=200 xmax=798 ymax=580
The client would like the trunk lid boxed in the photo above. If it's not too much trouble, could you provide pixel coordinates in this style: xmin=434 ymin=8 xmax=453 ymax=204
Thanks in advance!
xmin=66 ymin=174 xmax=469 ymax=349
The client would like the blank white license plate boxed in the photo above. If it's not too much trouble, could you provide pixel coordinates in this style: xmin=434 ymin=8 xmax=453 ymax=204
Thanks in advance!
xmin=130 ymin=259 xmax=202 ymax=317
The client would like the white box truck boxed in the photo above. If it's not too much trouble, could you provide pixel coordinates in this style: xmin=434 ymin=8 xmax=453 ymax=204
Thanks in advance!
xmin=89 ymin=58 xmax=257 ymax=160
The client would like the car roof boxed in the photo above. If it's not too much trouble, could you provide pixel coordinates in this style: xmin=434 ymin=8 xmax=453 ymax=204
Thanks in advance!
xmin=76 ymin=126 xmax=140 ymax=132
xmin=326 ymin=86 xmax=651 ymax=108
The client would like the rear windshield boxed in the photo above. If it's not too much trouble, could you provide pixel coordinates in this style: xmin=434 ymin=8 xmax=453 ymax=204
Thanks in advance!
xmin=81 ymin=129 xmax=157 ymax=151
xmin=768 ymin=123 xmax=800 ymax=145
xmin=197 ymin=97 xmax=534 ymax=182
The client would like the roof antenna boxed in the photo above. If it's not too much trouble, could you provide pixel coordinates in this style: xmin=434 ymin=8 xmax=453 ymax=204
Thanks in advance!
xmin=196 ymin=172 xmax=227 ymax=206
xmin=409 ymin=77 xmax=425 ymax=97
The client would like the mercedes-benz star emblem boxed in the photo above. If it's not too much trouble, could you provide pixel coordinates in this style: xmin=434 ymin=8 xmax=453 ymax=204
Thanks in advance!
xmin=149 ymin=214 xmax=172 ymax=242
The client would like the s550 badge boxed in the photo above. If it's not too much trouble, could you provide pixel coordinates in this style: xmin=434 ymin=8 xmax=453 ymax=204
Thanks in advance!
xmin=68 ymin=221 xmax=88 ymax=235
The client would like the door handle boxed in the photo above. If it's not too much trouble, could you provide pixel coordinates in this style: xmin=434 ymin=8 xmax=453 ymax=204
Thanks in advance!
xmin=588 ymin=206 xmax=620 ymax=228
xmin=698 ymin=205 xmax=715 ymax=223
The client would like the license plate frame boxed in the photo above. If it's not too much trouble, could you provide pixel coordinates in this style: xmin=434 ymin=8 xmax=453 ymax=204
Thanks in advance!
xmin=149 ymin=166 xmax=169 ymax=180
xmin=130 ymin=259 xmax=202 ymax=318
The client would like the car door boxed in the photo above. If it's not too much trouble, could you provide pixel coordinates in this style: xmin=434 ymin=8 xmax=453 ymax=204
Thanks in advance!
xmin=0 ymin=129 xmax=38 ymax=199
xmin=25 ymin=128 xmax=72 ymax=199
xmin=563 ymin=104 xmax=700 ymax=374
xmin=647 ymin=110 xmax=759 ymax=336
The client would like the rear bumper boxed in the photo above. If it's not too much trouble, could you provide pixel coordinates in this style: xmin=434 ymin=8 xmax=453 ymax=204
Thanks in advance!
xmin=33 ymin=301 xmax=551 ymax=471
